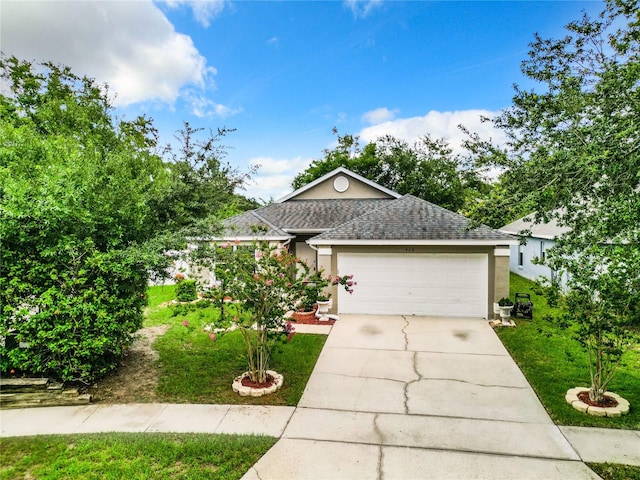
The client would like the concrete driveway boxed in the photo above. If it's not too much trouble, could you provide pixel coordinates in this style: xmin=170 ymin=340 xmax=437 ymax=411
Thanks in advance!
xmin=243 ymin=315 xmax=598 ymax=480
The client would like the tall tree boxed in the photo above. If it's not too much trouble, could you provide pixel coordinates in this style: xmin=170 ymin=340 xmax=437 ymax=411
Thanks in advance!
xmin=468 ymin=1 xmax=640 ymax=403
xmin=157 ymin=123 xmax=259 ymax=231
xmin=0 ymin=57 xmax=254 ymax=382
xmin=293 ymin=128 xmax=488 ymax=212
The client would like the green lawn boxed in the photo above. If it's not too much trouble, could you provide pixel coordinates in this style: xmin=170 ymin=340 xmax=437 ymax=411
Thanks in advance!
xmin=146 ymin=285 xmax=327 ymax=405
xmin=143 ymin=284 xmax=180 ymax=327
xmin=155 ymin=327 xmax=326 ymax=405
xmin=0 ymin=433 xmax=276 ymax=480
xmin=588 ymin=463 xmax=640 ymax=480
xmin=496 ymin=273 xmax=640 ymax=429
xmin=0 ymin=286 xmax=324 ymax=480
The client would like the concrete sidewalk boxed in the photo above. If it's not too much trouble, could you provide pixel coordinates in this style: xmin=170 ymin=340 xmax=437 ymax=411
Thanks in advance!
xmin=0 ymin=403 xmax=294 ymax=438
xmin=2 ymin=404 xmax=638 ymax=468
xmin=1 ymin=317 xmax=639 ymax=479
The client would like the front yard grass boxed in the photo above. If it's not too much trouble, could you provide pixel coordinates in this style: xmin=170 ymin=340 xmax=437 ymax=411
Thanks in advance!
xmin=1 ymin=286 xmax=321 ymax=480
xmin=145 ymin=285 xmax=327 ymax=405
xmin=0 ymin=433 xmax=276 ymax=480
xmin=588 ymin=463 xmax=640 ymax=480
xmin=496 ymin=273 xmax=640 ymax=429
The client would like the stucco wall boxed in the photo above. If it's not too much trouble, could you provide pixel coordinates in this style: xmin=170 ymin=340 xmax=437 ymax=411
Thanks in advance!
xmin=292 ymin=173 xmax=395 ymax=200
xmin=494 ymin=255 xmax=510 ymax=301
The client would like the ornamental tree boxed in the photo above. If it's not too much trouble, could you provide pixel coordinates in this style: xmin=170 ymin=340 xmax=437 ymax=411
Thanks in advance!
xmin=467 ymin=1 xmax=640 ymax=403
xmin=557 ymin=245 xmax=639 ymax=402
xmin=210 ymin=240 xmax=354 ymax=385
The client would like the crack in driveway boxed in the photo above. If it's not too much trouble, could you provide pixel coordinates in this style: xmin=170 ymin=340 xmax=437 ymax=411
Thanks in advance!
xmin=418 ymin=377 xmax=529 ymax=389
xmin=373 ymin=414 xmax=385 ymax=480
xmin=401 ymin=316 xmax=424 ymax=415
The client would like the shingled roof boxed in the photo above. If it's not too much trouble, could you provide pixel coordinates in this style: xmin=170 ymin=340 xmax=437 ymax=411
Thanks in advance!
xmin=500 ymin=214 xmax=569 ymax=240
xmin=221 ymin=210 xmax=292 ymax=240
xmin=309 ymin=195 xmax=514 ymax=244
xmin=221 ymin=198 xmax=391 ymax=236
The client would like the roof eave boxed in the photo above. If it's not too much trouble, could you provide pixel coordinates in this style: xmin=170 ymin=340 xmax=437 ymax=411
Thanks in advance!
xmin=308 ymin=239 xmax=519 ymax=246
xmin=204 ymin=235 xmax=294 ymax=242
xmin=282 ymin=228 xmax=330 ymax=234
xmin=499 ymin=229 xmax=557 ymax=240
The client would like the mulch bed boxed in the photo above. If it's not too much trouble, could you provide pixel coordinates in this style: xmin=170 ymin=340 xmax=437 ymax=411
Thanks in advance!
xmin=241 ymin=374 xmax=275 ymax=389
xmin=290 ymin=311 xmax=336 ymax=325
xmin=577 ymin=391 xmax=619 ymax=408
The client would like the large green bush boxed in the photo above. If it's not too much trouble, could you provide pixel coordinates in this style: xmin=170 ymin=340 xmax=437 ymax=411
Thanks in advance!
xmin=0 ymin=58 xmax=169 ymax=382
xmin=0 ymin=57 xmax=254 ymax=382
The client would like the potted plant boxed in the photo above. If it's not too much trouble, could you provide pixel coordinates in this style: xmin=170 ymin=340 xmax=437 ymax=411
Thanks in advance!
xmin=291 ymin=280 xmax=323 ymax=322
xmin=497 ymin=297 xmax=514 ymax=325
xmin=314 ymin=274 xmax=357 ymax=321
xmin=291 ymin=269 xmax=329 ymax=320
xmin=315 ymin=295 xmax=332 ymax=321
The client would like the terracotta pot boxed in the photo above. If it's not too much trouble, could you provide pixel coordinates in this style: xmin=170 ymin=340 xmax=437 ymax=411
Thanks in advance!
xmin=291 ymin=310 xmax=317 ymax=322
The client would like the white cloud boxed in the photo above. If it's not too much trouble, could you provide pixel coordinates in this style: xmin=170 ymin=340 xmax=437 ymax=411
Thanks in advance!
xmin=164 ymin=0 xmax=227 ymax=28
xmin=343 ymin=0 xmax=383 ymax=18
xmin=1 ymin=0 xmax=213 ymax=107
xmin=358 ymin=109 xmax=508 ymax=156
xmin=186 ymin=92 xmax=242 ymax=118
xmin=247 ymin=156 xmax=313 ymax=200
xmin=362 ymin=107 xmax=398 ymax=125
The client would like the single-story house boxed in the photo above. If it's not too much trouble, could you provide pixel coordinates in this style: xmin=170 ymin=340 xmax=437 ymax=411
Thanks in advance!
xmin=499 ymin=215 xmax=570 ymax=287
xmin=220 ymin=167 xmax=516 ymax=319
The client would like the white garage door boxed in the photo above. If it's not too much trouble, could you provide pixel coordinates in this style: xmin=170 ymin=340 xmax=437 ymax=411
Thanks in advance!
xmin=337 ymin=253 xmax=488 ymax=318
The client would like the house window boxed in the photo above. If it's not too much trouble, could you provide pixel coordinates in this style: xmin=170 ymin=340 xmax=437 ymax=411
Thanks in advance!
xmin=540 ymin=241 xmax=546 ymax=262
xmin=518 ymin=245 xmax=524 ymax=267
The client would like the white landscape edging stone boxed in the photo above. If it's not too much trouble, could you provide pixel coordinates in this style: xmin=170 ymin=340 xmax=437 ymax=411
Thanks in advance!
xmin=565 ymin=387 xmax=630 ymax=417
xmin=232 ymin=370 xmax=284 ymax=397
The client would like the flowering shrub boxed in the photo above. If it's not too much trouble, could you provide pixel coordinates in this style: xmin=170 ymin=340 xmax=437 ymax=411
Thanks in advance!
xmin=211 ymin=241 xmax=306 ymax=383
xmin=328 ymin=274 xmax=357 ymax=297
xmin=299 ymin=271 xmax=356 ymax=309
xmin=210 ymin=240 xmax=355 ymax=384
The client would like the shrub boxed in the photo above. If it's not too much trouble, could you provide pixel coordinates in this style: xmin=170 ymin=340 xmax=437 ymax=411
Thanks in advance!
xmin=0 ymin=58 xmax=169 ymax=383
xmin=176 ymin=279 xmax=198 ymax=302
xmin=0 ymin=241 xmax=148 ymax=382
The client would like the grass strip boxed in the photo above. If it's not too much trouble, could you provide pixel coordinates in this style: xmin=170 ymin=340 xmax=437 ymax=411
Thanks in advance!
xmin=588 ymin=463 xmax=640 ymax=480
xmin=496 ymin=273 xmax=639 ymax=429
xmin=0 ymin=433 xmax=276 ymax=480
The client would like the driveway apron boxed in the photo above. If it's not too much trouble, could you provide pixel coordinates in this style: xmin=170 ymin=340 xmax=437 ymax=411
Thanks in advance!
xmin=243 ymin=315 xmax=598 ymax=480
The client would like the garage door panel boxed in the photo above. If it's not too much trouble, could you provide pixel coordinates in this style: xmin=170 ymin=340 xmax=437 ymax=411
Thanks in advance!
xmin=338 ymin=253 xmax=488 ymax=318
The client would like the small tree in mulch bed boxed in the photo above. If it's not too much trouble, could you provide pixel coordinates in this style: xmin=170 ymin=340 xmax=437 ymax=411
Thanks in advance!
xmin=552 ymin=245 xmax=639 ymax=405
xmin=210 ymin=239 xmax=355 ymax=384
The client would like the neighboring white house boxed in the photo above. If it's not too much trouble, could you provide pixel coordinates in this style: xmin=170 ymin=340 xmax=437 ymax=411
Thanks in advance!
xmin=500 ymin=215 xmax=570 ymax=287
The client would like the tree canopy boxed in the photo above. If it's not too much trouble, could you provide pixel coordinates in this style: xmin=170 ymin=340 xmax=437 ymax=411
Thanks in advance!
xmin=469 ymin=1 xmax=639 ymax=244
xmin=292 ymin=128 xmax=489 ymax=212
xmin=0 ymin=57 xmax=254 ymax=382
xmin=467 ymin=0 xmax=639 ymax=402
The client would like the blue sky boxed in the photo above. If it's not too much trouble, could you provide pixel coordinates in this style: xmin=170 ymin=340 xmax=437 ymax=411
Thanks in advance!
xmin=2 ymin=0 xmax=604 ymax=200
